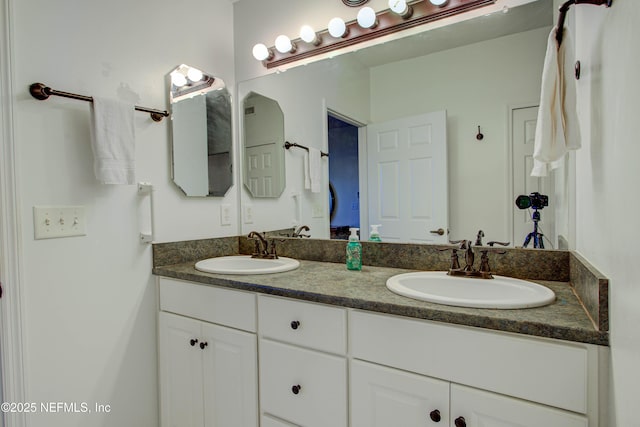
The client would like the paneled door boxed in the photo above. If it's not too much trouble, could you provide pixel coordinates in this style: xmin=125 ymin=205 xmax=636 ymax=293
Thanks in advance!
xmin=366 ymin=111 xmax=448 ymax=243
xmin=511 ymin=106 xmax=555 ymax=248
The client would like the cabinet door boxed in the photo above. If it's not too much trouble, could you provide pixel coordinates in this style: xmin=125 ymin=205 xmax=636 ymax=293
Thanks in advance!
xmin=159 ymin=312 xmax=205 ymax=427
xmin=201 ymin=322 xmax=258 ymax=427
xmin=451 ymin=384 xmax=588 ymax=427
xmin=351 ymin=360 xmax=449 ymax=427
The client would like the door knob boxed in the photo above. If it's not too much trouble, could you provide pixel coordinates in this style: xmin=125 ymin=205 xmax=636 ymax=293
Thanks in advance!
xmin=430 ymin=228 xmax=445 ymax=236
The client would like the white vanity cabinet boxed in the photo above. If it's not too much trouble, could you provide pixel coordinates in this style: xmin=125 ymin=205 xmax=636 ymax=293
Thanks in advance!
xmin=350 ymin=310 xmax=599 ymax=427
xmin=158 ymin=278 xmax=258 ymax=427
xmin=257 ymin=295 xmax=348 ymax=427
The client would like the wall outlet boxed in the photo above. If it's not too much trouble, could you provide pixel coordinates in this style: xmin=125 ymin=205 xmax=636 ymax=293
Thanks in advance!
xmin=244 ymin=205 xmax=254 ymax=224
xmin=33 ymin=206 xmax=86 ymax=239
xmin=220 ymin=204 xmax=232 ymax=226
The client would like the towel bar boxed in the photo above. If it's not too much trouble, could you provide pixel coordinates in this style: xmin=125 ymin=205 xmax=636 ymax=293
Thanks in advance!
xmin=29 ymin=82 xmax=169 ymax=122
xmin=556 ymin=0 xmax=612 ymax=47
xmin=285 ymin=141 xmax=329 ymax=158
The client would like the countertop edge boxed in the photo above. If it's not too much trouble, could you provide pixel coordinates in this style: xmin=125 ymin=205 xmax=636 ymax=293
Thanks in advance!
xmin=153 ymin=265 xmax=609 ymax=347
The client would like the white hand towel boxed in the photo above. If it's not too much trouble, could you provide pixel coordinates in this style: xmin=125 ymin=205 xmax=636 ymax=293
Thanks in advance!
xmin=90 ymin=97 xmax=136 ymax=184
xmin=303 ymin=150 xmax=311 ymax=190
xmin=308 ymin=147 xmax=322 ymax=193
xmin=531 ymin=26 xmax=581 ymax=177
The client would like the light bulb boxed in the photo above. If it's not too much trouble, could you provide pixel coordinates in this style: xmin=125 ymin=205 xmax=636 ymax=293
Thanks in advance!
xmin=357 ymin=7 xmax=378 ymax=29
xmin=275 ymin=35 xmax=295 ymax=54
xmin=252 ymin=43 xmax=273 ymax=61
xmin=328 ymin=17 xmax=348 ymax=38
xmin=388 ymin=0 xmax=412 ymax=18
xmin=300 ymin=25 xmax=321 ymax=45
xmin=186 ymin=67 xmax=203 ymax=82
xmin=171 ymin=72 xmax=187 ymax=87
xmin=429 ymin=0 xmax=449 ymax=5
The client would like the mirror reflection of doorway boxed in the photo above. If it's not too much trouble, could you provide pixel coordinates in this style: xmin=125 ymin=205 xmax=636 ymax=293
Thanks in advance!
xmin=328 ymin=114 xmax=360 ymax=240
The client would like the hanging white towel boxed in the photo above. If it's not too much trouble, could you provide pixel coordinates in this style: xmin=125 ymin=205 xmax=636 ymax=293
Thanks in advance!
xmin=90 ymin=97 xmax=136 ymax=184
xmin=303 ymin=150 xmax=311 ymax=190
xmin=308 ymin=147 xmax=322 ymax=193
xmin=531 ymin=26 xmax=581 ymax=177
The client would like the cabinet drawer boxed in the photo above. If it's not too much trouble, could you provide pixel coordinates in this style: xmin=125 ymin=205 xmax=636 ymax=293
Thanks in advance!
xmin=159 ymin=278 xmax=256 ymax=332
xmin=258 ymin=295 xmax=347 ymax=354
xmin=350 ymin=310 xmax=590 ymax=414
xmin=259 ymin=339 xmax=347 ymax=427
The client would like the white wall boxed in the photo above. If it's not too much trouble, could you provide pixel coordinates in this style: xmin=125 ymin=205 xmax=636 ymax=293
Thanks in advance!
xmin=8 ymin=0 xmax=236 ymax=425
xmin=571 ymin=2 xmax=640 ymax=425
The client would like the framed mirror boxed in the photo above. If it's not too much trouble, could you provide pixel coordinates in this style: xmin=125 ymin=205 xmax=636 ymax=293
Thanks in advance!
xmin=168 ymin=64 xmax=233 ymax=197
xmin=242 ymin=92 xmax=286 ymax=198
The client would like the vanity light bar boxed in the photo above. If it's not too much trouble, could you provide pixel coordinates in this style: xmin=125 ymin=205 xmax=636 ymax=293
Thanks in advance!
xmin=259 ymin=0 xmax=496 ymax=69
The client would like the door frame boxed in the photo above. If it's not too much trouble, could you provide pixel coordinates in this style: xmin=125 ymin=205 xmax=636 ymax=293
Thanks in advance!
xmin=506 ymin=102 xmax=539 ymax=247
xmin=0 ymin=0 xmax=27 ymax=425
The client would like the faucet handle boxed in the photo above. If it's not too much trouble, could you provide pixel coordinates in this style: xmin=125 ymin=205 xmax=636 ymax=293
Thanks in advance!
xmin=487 ymin=241 xmax=510 ymax=247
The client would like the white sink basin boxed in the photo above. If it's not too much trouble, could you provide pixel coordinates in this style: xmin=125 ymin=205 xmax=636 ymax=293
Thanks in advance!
xmin=386 ymin=271 xmax=555 ymax=309
xmin=195 ymin=255 xmax=300 ymax=275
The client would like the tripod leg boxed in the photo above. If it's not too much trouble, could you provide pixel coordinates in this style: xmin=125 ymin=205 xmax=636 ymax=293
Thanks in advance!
xmin=539 ymin=234 xmax=545 ymax=249
xmin=523 ymin=233 xmax=533 ymax=248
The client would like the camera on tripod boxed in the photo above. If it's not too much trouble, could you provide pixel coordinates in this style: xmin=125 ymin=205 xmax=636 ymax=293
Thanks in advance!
xmin=514 ymin=192 xmax=549 ymax=249
xmin=515 ymin=192 xmax=548 ymax=210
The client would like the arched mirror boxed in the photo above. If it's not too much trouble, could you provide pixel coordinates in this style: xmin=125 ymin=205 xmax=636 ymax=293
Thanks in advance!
xmin=168 ymin=64 xmax=233 ymax=197
xmin=242 ymin=92 xmax=286 ymax=198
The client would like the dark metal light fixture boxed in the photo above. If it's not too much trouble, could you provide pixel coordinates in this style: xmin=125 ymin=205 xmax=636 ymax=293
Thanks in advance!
xmin=255 ymin=0 xmax=497 ymax=69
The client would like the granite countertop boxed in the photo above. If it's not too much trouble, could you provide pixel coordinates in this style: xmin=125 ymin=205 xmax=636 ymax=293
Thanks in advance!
xmin=153 ymin=259 xmax=608 ymax=346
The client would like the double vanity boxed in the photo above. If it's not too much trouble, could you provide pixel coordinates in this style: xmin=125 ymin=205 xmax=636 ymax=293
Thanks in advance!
xmin=153 ymin=236 xmax=608 ymax=427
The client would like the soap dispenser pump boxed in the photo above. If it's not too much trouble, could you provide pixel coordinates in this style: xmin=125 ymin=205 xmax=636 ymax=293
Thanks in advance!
xmin=369 ymin=224 xmax=382 ymax=242
xmin=346 ymin=227 xmax=362 ymax=271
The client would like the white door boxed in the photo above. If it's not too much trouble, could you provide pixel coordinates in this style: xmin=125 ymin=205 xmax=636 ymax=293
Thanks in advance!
xmin=451 ymin=384 xmax=588 ymax=427
xmin=245 ymin=145 xmax=280 ymax=197
xmin=159 ymin=312 xmax=205 ymax=427
xmin=512 ymin=106 xmax=555 ymax=248
xmin=201 ymin=322 xmax=258 ymax=427
xmin=366 ymin=111 xmax=448 ymax=243
xmin=350 ymin=360 xmax=449 ymax=427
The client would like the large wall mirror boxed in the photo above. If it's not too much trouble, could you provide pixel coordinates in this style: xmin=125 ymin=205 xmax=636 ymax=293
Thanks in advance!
xmin=238 ymin=0 xmax=566 ymax=247
xmin=169 ymin=64 xmax=233 ymax=197
xmin=242 ymin=92 xmax=286 ymax=198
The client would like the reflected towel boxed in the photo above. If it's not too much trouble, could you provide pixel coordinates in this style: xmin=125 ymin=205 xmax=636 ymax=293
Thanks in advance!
xmin=308 ymin=147 xmax=322 ymax=193
xmin=90 ymin=97 xmax=136 ymax=184
xmin=531 ymin=26 xmax=581 ymax=177
xmin=303 ymin=150 xmax=311 ymax=190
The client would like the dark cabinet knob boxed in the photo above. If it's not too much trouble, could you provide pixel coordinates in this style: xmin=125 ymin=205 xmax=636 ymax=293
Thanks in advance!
xmin=199 ymin=342 xmax=208 ymax=350
xmin=454 ymin=417 xmax=466 ymax=427
xmin=189 ymin=339 xmax=198 ymax=346
xmin=291 ymin=384 xmax=302 ymax=395
xmin=429 ymin=409 xmax=441 ymax=422
xmin=290 ymin=320 xmax=301 ymax=330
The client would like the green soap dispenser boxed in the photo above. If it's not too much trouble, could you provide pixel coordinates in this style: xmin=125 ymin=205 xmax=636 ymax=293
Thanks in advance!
xmin=346 ymin=227 xmax=362 ymax=271
xmin=369 ymin=224 xmax=382 ymax=242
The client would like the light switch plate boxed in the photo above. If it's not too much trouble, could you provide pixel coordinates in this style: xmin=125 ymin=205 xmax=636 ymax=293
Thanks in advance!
xmin=33 ymin=206 xmax=86 ymax=239
xmin=220 ymin=204 xmax=232 ymax=226
xmin=244 ymin=205 xmax=254 ymax=224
